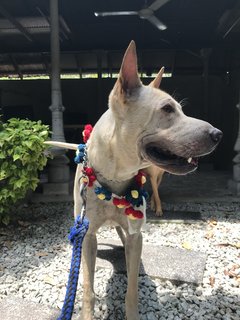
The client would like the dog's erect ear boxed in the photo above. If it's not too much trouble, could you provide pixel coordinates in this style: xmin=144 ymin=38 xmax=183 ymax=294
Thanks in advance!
xmin=149 ymin=67 xmax=165 ymax=88
xmin=118 ymin=40 xmax=141 ymax=92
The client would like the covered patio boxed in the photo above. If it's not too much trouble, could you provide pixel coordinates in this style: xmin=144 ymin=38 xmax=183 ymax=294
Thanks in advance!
xmin=0 ymin=1 xmax=240 ymax=319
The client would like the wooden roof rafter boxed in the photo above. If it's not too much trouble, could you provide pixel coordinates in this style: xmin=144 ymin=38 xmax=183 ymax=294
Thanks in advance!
xmin=0 ymin=4 xmax=33 ymax=42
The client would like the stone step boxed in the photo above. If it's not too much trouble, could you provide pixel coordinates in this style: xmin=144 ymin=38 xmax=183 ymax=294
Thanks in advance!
xmin=0 ymin=297 xmax=73 ymax=320
xmin=96 ymin=240 xmax=207 ymax=284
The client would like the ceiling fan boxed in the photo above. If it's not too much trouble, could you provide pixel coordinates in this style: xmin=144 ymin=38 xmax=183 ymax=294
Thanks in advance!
xmin=94 ymin=0 xmax=171 ymax=31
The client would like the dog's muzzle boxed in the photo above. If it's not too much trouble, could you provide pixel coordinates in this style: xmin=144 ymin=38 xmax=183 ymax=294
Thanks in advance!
xmin=140 ymin=127 xmax=223 ymax=175
xmin=142 ymin=143 xmax=199 ymax=175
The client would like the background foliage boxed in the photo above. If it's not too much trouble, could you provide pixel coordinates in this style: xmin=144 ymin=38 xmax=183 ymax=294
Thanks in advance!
xmin=0 ymin=118 xmax=51 ymax=224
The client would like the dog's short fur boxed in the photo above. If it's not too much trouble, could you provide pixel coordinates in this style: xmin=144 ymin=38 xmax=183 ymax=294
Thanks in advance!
xmin=47 ymin=41 xmax=222 ymax=319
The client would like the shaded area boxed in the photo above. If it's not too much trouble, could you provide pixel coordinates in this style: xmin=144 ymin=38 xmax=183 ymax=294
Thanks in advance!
xmin=97 ymin=240 xmax=207 ymax=284
xmin=96 ymin=242 xmax=162 ymax=320
xmin=158 ymin=170 xmax=234 ymax=203
xmin=146 ymin=170 xmax=240 ymax=222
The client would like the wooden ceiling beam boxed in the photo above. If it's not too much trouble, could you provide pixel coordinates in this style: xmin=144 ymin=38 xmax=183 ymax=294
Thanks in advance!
xmin=217 ymin=1 xmax=240 ymax=38
xmin=9 ymin=54 xmax=23 ymax=79
xmin=0 ymin=4 xmax=33 ymax=42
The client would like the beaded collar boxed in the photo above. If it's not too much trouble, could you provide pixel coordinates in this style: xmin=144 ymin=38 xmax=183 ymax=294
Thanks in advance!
xmin=74 ymin=125 xmax=148 ymax=223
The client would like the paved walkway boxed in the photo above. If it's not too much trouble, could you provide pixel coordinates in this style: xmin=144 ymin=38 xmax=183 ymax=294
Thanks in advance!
xmin=157 ymin=169 xmax=235 ymax=203
xmin=97 ymin=240 xmax=207 ymax=283
xmin=0 ymin=297 xmax=61 ymax=320
xmin=1 ymin=169 xmax=239 ymax=320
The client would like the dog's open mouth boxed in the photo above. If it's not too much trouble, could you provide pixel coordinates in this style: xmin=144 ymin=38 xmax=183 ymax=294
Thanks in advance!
xmin=143 ymin=143 xmax=199 ymax=174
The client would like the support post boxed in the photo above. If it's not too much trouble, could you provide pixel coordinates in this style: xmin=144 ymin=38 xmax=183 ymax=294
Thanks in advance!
xmin=43 ymin=0 xmax=70 ymax=195
xmin=201 ymin=48 xmax=212 ymax=121
xmin=228 ymin=87 xmax=240 ymax=194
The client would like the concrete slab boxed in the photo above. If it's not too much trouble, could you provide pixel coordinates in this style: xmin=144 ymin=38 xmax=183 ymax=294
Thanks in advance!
xmin=0 ymin=296 xmax=78 ymax=320
xmin=96 ymin=240 xmax=207 ymax=284
xmin=0 ymin=297 xmax=58 ymax=320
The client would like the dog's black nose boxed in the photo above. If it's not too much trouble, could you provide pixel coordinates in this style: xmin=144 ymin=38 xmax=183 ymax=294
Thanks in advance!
xmin=209 ymin=128 xmax=223 ymax=143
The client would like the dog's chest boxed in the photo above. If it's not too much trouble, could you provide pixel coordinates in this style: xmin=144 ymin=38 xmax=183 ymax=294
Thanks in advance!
xmin=86 ymin=191 xmax=129 ymax=227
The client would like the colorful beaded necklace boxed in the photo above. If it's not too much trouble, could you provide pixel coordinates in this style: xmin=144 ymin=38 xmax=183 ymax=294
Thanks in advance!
xmin=75 ymin=124 xmax=148 ymax=221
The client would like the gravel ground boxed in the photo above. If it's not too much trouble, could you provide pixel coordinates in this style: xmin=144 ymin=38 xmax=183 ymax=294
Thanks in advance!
xmin=0 ymin=202 xmax=239 ymax=320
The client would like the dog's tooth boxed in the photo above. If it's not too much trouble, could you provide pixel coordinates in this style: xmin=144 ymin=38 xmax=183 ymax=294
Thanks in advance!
xmin=187 ymin=157 xmax=192 ymax=163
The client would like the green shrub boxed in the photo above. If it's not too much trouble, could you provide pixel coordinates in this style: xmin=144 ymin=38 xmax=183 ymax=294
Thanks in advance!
xmin=0 ymin=118 xmax=51 ymax=224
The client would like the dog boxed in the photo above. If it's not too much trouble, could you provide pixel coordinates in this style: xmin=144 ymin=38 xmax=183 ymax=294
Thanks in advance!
xmin=46 ymin=41 xmax=222 ymax=319
xmin=143 ymin=165 xmax=165 ymax=216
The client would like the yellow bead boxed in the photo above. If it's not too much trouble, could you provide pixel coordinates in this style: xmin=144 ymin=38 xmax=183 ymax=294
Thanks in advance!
xmin=98 ymin=193 xmax=106 ymax=200
xmin=128 ymin=214 xmax=137 ymax=220
xmin=141 ymin=176 xmax=146 ymax=184
xmin=117 ymin=204 xmax=125 ymax=208
xmin=81 ymin=177 xmax=88 ymax=184
xmin=131 ymin=190 xmax=139 ymax=199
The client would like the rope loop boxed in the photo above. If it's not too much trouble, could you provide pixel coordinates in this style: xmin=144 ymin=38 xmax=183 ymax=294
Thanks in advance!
xmin=68 ymin=215 xmax=89 ymax=244
xmin=57 ymin=216 xmax=89 ymax=320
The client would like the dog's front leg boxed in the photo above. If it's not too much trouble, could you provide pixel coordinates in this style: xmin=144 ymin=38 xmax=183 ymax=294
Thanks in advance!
xmin=125 ymin=232 xmax=142 ymax=320
xmin=81 ymin=232 xmax=97 ymax=320
xmin=150 ymin=174 xmax=163 ymax=216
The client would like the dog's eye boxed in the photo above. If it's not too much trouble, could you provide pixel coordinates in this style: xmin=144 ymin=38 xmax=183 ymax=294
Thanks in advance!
xmin=162 ymin=104 xmax=175 ymax=113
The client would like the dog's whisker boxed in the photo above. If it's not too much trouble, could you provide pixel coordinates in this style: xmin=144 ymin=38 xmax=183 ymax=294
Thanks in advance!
xmin=170 ymin=90 xmax=179 ymax=101
xmin=179 ymin=98 xmax=189 ymax=108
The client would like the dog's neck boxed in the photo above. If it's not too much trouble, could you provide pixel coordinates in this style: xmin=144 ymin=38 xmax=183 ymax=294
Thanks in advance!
xmin=92 ymin=169 xmax=135 ymax=195
xmin=87 ymin=109 xmax=148 ymax=194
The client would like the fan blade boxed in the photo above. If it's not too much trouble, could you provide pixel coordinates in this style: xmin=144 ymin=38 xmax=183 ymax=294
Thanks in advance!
xmin=148 ymin=0 xmax=171 ymax=12
xmin=94 ymin=11 xmax=138 ymax=17
xmin=147 ymin=15 xmax=167 ymax=30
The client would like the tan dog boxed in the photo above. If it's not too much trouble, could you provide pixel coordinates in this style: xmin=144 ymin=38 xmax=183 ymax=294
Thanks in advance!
xmin=143 ymin=166 xmax=164 ymax=216
xmin=46 ymin=41 xmax=222 ymax=320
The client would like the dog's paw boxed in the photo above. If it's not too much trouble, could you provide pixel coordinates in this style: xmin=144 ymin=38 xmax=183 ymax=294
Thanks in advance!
xmin=155 ymin=208 xmax=163 ymax=217
xmin=150 ymin=198 xmax=156 ymax=211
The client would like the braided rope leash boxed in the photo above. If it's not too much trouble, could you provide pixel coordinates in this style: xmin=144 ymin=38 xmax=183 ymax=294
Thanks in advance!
xmin=57 ymin=215 xmax=89 ymax=320
xmin=57 ymin=125 xmax=92 ymax=320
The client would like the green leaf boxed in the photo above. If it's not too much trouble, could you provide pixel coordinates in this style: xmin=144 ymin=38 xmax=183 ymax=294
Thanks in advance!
xmin=24 ymin=141 xmax=33 ymax=149
xmin=13 ymin=154 xmax=21 ymax=161
xmin=0 ymin=152 xmax=5 ymax=159
xmin=0 ymin=171 xmax=6 ymax=180
xmin=2 ymin=215 xmax=10 ymax=225
xmin=39 ymin=130 xmax=48 ymax=137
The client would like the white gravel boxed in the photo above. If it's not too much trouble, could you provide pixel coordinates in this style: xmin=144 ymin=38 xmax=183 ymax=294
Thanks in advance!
xmin=0 ymin=202 xmax=239 ymax=320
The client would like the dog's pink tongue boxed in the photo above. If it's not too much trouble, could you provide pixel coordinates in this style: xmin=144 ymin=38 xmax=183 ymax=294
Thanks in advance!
xmin=191 ymin=158 xmax=198 ymax=166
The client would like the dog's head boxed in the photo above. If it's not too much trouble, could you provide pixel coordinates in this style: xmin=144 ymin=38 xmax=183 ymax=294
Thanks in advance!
xmin=109 ymin=41 xmax=222 ymax=175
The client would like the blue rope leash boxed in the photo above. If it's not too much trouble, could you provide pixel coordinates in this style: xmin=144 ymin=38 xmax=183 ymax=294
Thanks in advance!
xmin=57 ymin=215 xmax=89 ymax=320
